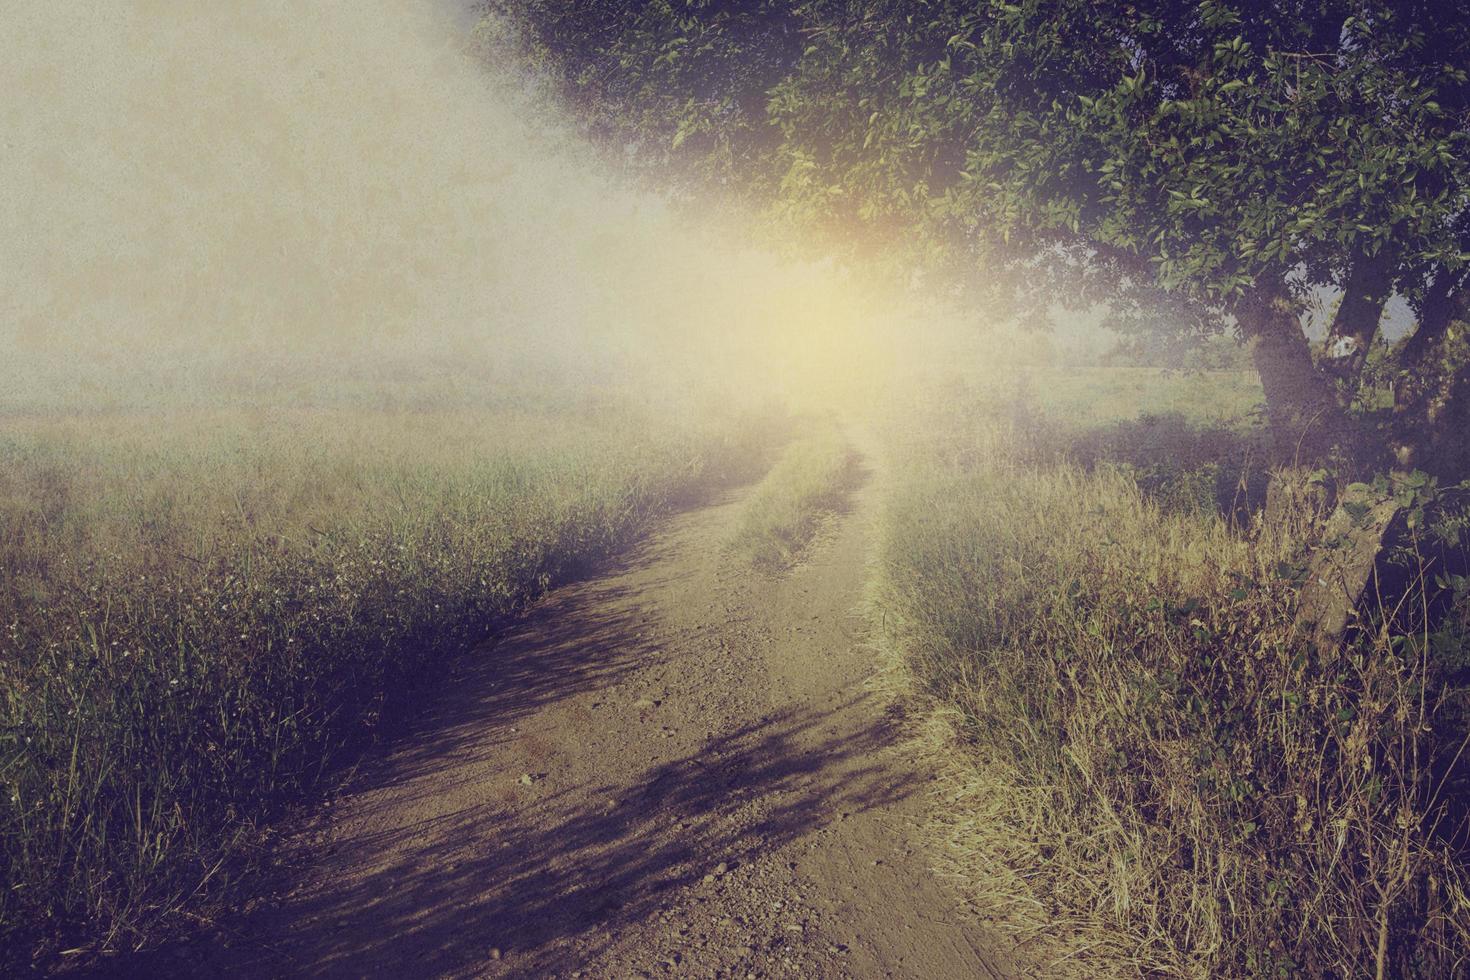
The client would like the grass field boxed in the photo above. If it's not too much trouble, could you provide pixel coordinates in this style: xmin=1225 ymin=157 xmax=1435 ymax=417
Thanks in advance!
xmin=0 ymin=366 xmax=782 ymax=960
xmin=729 ymin=421 xmax=859 ymax=570
xmin=875 ymin=367 xmax=1470 ymax=977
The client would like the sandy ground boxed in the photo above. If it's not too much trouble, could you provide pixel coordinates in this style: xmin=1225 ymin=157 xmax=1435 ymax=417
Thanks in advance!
xmin=143 ymin=453 xmax=1016 ymax=978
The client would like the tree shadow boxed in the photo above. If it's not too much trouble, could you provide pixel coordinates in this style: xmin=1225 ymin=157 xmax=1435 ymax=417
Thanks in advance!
xmin=207 ymin=695 xmax=911 ymax=978
xmin=323 ymin=483 xmax=760 ymax=806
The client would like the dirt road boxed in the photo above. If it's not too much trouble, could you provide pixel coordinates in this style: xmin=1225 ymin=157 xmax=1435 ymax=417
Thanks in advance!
xmin=171 ymin=453 xmax=1015 ymax=978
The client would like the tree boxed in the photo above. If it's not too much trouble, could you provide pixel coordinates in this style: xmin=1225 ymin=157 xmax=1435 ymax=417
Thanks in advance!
xmin=479 ymin=1 xmax=802 ymax=194
xmin=488 ymin=0 xmax=1470 ymax=478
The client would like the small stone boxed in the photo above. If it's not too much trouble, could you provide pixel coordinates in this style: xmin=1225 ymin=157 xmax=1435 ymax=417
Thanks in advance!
xmin=518 ymin=773 xmax=535 ymax=786
xmin=489 ymin=948 xmax=502 ymax=960
xmin=714 ymin=862 xmax=729 ymax=875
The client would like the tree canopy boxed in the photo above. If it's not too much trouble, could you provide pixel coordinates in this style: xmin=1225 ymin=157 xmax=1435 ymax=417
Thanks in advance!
xmin=485 ymin=0 xmax=1470 ymax=477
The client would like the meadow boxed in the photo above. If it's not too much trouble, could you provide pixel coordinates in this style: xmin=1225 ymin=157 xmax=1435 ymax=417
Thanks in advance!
xmin=875 ymin=366 xmax=1470 ymax=977
xmin=0 ymin=359 xmax=781 ymax=963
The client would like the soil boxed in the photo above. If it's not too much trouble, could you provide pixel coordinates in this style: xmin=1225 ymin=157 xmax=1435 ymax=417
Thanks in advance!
xmin=136 ymin=453 xmax=1017 ymax=978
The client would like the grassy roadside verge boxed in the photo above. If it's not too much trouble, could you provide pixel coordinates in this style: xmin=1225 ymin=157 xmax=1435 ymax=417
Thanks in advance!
xmin=728 ymin=422 xmax=859 ymax=570
xmin=0 ymin=397 xmax=781 ymax=966
xmin=872 ymin=375 xmax=1470 ymax=977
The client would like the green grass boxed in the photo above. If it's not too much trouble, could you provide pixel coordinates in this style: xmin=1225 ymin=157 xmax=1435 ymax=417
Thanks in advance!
xmin=0 ymin=388 xmax=780 ymax=963
xmin=874 ymin=371 xmax=1470 ymax=977
xmin=728 ymin=422 xmax=859 ymax=569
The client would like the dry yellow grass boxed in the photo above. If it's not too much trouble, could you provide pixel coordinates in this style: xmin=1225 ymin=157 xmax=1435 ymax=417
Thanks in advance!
xmin=873 ymin=377 xmax=1470 ymax=977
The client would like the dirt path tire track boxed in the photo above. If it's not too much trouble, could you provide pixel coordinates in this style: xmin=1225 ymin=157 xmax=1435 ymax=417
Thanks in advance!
xmin=165 ymin=448 xmax=1016 ymax=979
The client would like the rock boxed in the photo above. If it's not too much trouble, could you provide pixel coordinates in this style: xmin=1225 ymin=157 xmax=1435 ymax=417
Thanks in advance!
xmin=518 ymin=773 xmax=535 ymax=786
xmin=489 ymin=947 xmax=502 ymax=960
xmin=715 ymin=862 xmax=729 ymax=875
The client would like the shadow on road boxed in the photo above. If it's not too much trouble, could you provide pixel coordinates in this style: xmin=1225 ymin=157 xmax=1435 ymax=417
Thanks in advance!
xmin=218 ymin=695 xmax=913 ymax=978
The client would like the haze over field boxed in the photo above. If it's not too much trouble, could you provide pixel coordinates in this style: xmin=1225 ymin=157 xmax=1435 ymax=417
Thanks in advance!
xmin=1 ymin=0 xmax=896 ymax=409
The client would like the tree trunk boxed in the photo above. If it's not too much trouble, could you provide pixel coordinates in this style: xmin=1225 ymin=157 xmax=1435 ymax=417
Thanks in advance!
xmin=1238 ymin=289 xmax=1351 ymax=468
xmin=1399 ymin=363 xmax=1470 ymax=481
xmin=1322 ymin=251 xmax=1392 ymax=394
xmin=1393 ymin=281 xmax=1470 ymax=479
xmin=1296 ymin=483 xmax=1406 ymax=656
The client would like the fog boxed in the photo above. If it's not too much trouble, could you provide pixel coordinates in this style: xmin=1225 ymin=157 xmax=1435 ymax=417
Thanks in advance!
xmin=2 ymin=0 xmax=896 ymax=411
